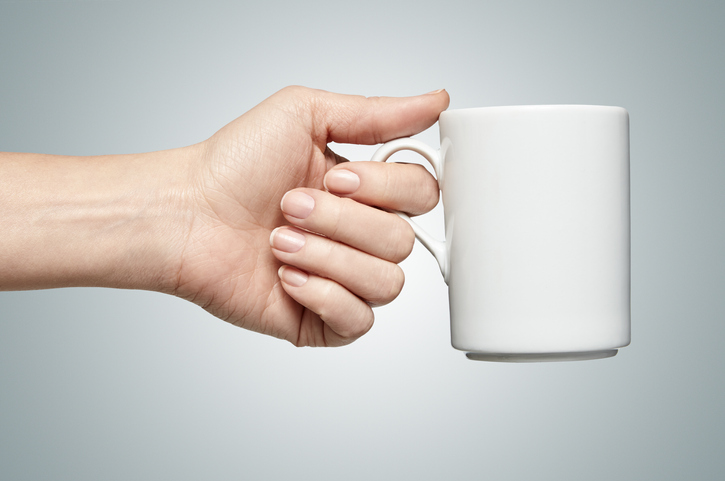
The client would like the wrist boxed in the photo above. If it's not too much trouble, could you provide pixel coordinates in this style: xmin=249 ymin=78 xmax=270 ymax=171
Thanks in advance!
xmin=0 ymin=145 xmax=202 ymax=293
xmin=105 ymin=144 xmax=203 ymax=294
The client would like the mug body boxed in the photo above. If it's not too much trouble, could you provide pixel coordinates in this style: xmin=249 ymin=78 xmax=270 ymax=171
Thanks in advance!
xmin=439 ymin=105 xmax=630 ymax=361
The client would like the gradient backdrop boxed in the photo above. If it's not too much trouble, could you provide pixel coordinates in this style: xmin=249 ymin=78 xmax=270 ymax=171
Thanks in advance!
xmin=1 ymin=1 xmax=723 ymax=479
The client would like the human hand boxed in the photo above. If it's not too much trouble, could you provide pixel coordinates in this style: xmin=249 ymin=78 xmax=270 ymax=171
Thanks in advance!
xmin=173 ymin=86 xmax=449 ymax=346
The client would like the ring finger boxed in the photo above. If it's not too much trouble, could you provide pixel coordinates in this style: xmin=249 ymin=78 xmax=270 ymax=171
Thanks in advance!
xmin=270 ymin=226 xmax=405 ymax=306
xmin=280 ymin=188 xmax=414 ymax=264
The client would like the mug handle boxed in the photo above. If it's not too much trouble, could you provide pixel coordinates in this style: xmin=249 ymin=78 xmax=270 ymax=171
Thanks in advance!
xmin=370 ymin=138 xmax=449 ymax=283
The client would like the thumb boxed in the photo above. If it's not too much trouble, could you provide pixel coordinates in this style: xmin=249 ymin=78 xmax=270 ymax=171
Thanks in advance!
xmin=290 ymin=87 xmax=450 ymax=145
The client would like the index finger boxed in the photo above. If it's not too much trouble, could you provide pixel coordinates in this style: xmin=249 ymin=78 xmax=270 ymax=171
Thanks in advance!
xmin=323 ymin=161 xmax=440 ymax=216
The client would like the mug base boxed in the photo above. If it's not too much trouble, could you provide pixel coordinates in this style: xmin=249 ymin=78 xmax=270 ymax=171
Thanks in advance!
xmin=465 ymin=349 xmax=618 ymax=363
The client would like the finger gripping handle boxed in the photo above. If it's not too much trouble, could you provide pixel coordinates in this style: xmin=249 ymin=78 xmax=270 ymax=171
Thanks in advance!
xmin=371 ymin=138 xmax=449 ymax=283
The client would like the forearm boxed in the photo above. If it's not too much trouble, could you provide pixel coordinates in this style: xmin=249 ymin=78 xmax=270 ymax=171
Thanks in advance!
xmin=0 ymin=147 xmax=198 ymax=292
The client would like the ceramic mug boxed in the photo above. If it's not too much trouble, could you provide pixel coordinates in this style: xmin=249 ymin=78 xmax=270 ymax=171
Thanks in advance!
xmin=372 ymin=105 xmax=630 ymax=362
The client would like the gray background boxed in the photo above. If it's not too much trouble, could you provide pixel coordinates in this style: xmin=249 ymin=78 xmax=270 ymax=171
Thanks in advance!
xmin=1 ymin=0 xmax=723 ymax=479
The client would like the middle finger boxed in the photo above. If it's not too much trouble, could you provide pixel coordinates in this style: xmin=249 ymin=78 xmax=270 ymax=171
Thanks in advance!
xmin=270 ymin=226 xmax=405 ymax=306
xmin=280 ymin=188 xmax=414 ymax=264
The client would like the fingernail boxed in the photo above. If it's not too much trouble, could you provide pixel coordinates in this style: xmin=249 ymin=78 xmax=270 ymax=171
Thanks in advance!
xmin=270 ymin=227 xmax=305 ymax=253
xmin=425 ymin=88 xmax=445 ymax=95
xmin=279 ymin=266 xmax=308 ymax=287
xmin=281 ymin=191 xmax=315 ymax=219
xmin=324 ymin=169 xmax=360 ymax=195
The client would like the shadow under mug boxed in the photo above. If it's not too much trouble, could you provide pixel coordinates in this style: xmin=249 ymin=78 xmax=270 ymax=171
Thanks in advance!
xmin=372 ymin=105 xmax=630 ymax=362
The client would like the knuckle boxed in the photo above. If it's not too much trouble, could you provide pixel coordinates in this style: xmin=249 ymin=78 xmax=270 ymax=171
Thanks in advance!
xmin=369 ymin=264 xmax=405 ymax=306
xmin=330 ymin=197 xmax=355 ymax=237
xmin=319 ymin=294 xmax=373 ymax=342
xmin=410 ymin=164 xmax=440 ymax=214
xmin=336 ymin=311 xmax=374 ymax=342
xmin=320 ymin=235 xmax=339 ymax=262
xmin=382 ymin=216 xmax=415 ymax=263
xmin=275 ymin=86 xmax=311 ymax=110
xmin=315 ymin=280 xmax=336 ymax=322
xmin=382 ymin=163 xmax=440 ymax=215
xmin=385 ymin=265 xmax=406 ymax=303
xmin=421 ymin=173 xmax=440 ymax=213
xmin=279 ymin=85 xmax=309 ymax=98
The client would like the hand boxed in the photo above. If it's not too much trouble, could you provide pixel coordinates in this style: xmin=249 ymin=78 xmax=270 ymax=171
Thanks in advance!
xmin=174 ymin=86 xmax=449 ymax=346
xmin=0 ymin=86 xmax=447 ymax=347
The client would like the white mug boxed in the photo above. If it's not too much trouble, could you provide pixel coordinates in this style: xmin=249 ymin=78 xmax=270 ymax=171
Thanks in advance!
xmin=372 ymin=105 xmax=630 ymax=362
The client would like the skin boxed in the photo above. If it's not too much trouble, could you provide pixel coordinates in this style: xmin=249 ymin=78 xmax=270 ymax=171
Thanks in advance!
xmin=0 ymin=86 xmax=449 ymax=347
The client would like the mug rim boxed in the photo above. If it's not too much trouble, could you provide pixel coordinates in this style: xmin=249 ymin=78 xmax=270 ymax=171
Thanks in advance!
xmin=441 ymin=104 xmax=628 ymax=118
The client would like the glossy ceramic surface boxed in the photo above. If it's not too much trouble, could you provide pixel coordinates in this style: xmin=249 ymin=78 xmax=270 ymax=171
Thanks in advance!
xmin=372 ymin=105 xmax=631 ymax=362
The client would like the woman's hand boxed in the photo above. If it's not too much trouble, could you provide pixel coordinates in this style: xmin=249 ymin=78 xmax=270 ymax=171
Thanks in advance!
xmin=0 ymin=86 xmax=447 ymax=347
xmin=174 ymin=86 xmax=448 ymax=346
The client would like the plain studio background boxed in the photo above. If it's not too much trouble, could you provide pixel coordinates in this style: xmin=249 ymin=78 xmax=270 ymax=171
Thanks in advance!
xmin=1 ymin=1 xmax=723 ymax=479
